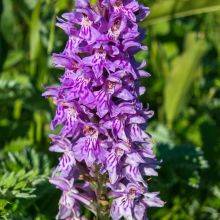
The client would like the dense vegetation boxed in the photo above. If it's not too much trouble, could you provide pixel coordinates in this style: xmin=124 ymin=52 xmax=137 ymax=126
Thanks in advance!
xmin=0 ymin=0 xmax=219 ymax=219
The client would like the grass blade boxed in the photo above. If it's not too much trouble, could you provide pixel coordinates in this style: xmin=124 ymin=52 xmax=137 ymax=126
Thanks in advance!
xmin=164 ymin=33 xmax=208 ymax=127
xmin=142 ymin=0 xmax=220 ymax=26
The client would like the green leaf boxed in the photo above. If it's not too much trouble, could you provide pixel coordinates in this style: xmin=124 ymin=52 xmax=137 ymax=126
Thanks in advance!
xmin=1 ymin=172 xmax=17 ymax=188
xmin=0 ymin=199 xmax=8 ymax=207
xmin=3 ymin=51 xmax=24 ymax=69
xmin=0 ymin=149 xmax=50 ymax=204
xmin=15 ymin=193 xmax=36 ymax=199
xmin=164 ymin=33 xmax=208 ymax=126
xmin=13 ymin=99 xmax=23 ymax=120
xmin=91 ymin=0 xmax=98 ymax=5
xmin=0 ymin=0 xmax=22 ymax=46
xmin=34 ymin=111 xmax=43 ymax=142
xmin=29 ymin=0 xmax=42 ymax=61
xmin=0 ymin=71 xmax=33 ymax=101
xmin=24 ymin=0 xmax=38 ymax=9
xmin=142 ymin=0 xmax=220 ymax=26
xmin=55 ymin=0 xmax=72 ymax=13
xmin=3 ymin=137 xmax=31 ymax=153
xmin=47 ymin=14 xmax=56 ymax=53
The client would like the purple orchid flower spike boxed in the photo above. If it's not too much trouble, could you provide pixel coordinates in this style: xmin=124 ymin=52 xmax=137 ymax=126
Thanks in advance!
xmin=43 ymin=0 xmax=163 ymax=219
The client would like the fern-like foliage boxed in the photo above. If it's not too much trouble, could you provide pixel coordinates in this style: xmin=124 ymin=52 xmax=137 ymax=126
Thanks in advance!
xmin=0 ymin=149 xmax=51 ymax=219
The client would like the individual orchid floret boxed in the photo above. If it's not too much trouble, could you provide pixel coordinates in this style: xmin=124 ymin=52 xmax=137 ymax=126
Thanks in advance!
xmin=106 ymin=141 xmax=131 ymax=183
xmin=50 ymin=177 xmax=95 ymax=219
xmin=110 ymin=183 xmax=164 ymax=220
xmin=49 ymin=135 xmax=76 ymax=177
xmin=73 ymin=124 xmax=108 ymax=167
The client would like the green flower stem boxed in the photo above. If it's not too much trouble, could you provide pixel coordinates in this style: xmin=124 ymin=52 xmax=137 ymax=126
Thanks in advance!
xmin=95 ymin=165 xmax=110 ymax=220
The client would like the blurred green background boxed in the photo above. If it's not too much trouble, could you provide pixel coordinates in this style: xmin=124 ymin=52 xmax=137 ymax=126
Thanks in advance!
xmin=0 ymin=0 xmax=220 ymax=219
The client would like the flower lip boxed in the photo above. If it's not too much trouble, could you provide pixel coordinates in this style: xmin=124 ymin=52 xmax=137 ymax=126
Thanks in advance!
xmin=108 ymin=19 xmax=122 ymax=39
xmin=97 ymin=46 xmax=106 ymax=55
xmin=107 ymin=80 xmax=116 ymax=90
xmin=72 ymin=60 xmax=79 ymax=70
xmin=114 ymin=0 xmax=123 ymax=8
xmin=128 ymin=188 xmax=137 ymax=200
xmin=112 ymin=20 xmax=121 ymax=31
xmin=81 ymin=14 xmax=92 ymax=27
xmin=83 ymin=125 xmax=97 ymax=136
xmin=66 ymin=107 xmax=77 ymax=118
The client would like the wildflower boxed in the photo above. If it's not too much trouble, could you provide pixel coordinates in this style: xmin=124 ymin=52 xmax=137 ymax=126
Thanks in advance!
xmin=110 ymin=183 xmax=164 ymax=220
xmin=44 ymin=0 xmax=163 ymax=219
xmin=50 ymin=177 xmax=94 ymax=219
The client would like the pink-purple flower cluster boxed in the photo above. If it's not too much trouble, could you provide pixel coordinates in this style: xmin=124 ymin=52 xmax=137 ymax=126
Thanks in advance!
xmin=43 ymin=0 xmax=164 ymax=219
